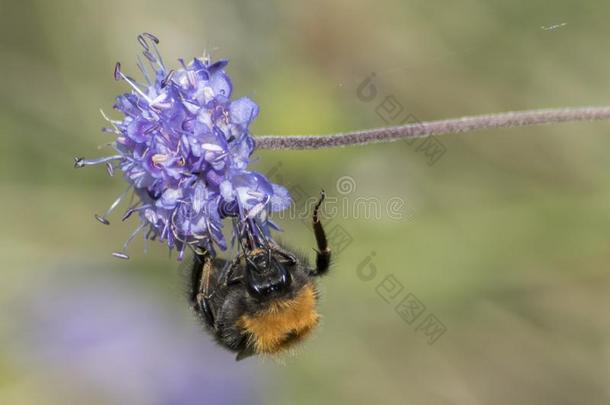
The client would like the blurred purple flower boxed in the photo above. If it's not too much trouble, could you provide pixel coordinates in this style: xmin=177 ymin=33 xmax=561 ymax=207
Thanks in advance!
xmin=17 ymin=266 xmax=263 ymax=405
xmin=76 ymin=33 xmax=290 ymax=260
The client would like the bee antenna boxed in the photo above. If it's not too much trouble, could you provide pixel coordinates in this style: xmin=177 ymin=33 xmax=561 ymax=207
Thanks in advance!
xmin=252 ymin=220 xmax=271 ymax=249
xmin=244 ymin=222 xmax=256 ymax=250
xmin=236 ymin=222 xmax=251 ymax=255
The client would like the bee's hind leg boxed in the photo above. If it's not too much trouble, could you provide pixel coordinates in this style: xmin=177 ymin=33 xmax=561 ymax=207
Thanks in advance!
xmin=193 ymin=252 xmax=217 ymax=327
xmin=312 ymin=190 xmax=331 ymax=276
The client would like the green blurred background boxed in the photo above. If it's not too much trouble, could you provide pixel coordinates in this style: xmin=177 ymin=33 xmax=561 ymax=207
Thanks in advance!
xmin=2 ymin=0 xmax=610 ymax=404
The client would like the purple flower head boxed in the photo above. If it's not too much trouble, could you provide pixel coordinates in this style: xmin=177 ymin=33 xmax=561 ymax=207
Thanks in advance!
xmin=75 ymin=33 xmax=290 ymax=260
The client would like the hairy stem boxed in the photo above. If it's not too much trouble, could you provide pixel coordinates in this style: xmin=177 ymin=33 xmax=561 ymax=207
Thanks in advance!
xmin=254 ymin=106 xmax=610 ymax=150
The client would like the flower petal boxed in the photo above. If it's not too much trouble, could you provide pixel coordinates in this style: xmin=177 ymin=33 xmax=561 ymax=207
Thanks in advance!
xmin=270 ymin=184 xmax=292 ymax=211
xmin=208 ymin=71 xmax=232 ymax=99
xmin=230 ymin=97 xmax=259 ymax=126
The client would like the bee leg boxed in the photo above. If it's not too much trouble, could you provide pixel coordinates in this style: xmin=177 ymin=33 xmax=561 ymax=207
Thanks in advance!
xmin=312 ymin=190 xmax=331 ymax=276
xmin=220 ymin=257 xmax=243 ymax=286
xmin=269 ymin=242 xmax=298 ymax=265
xmin=199 ymin=296 xmax=216 ymax=327
xmin=235 ymin=345 xmax=256 ymax=361
xmin=194 ymin=253 xmax=217 ymax=327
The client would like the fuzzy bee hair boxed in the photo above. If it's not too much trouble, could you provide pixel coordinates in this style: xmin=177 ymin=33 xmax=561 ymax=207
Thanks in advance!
xmin=186 ymin=192 xmax=331 ymax=360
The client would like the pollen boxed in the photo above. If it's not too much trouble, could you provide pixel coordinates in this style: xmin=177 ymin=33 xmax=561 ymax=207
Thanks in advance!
xmin=151 ymin=154 xmax=169 ymax=165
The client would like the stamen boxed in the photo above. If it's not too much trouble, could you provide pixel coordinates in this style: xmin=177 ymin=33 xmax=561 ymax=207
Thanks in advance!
xmin=100 ymin=185 xmax=133 ymax=223
xmin=99 ymin=109 xmax=121 ymax=136
xmin=143 ymin=50 xmax=157 ymax=63
xmin=247 ymin=203 xmax=266 ymax=219
xmin=137 ymin=33 xmax=164 ymax=73
xmin=115 ymin=222 xmax=147 ymax=260
xmin=121 ymin=210 xmax=133 ymax=222
xmin=147 ymin=38 xmax=165 ymax=71
xmin=161 ymin=70 xmax=175 ymax=88
xmin=96 ymin=142 xmax=114 ymax=150
xmin=160 ymin=218 xmax=170 ymax=241
xmin=246 ymin=190 xmax=265 ymax=199
xmin=94 ymin=214 xmax=110 ymax=225
xmin=115 ymin=63 xmax=152 ymax=103
xmin=127 ymin=188 xmax=136 ymax=206
xmin=146 ymin=228 xmax=157 ymax=241
xmin=247 ymin=195 xmax=270 ymax=220
xmin=106 ymin=162 xmax=114 ymax=176
xmin=151 ymin=153 xmax=168 ymax=165
xmin=142 ymin=32 xmax=160 ymax=44
xmin=202 ymin=51 xmax=211 ymax=66
xmin=100 ymin=109 xmax=119 ymax=124
xmin=137 ymin=34 xmax=150 ymax=51
xmin=73 ymin=155 xmax=123 ymax=168
xmin=114 ymin=62 xmax=122 ymax=81
xmin=124 ymin=222 xmax=146 ymax=248
xmin=177 ymin=244 xmax=186 ymax=261
xmin=145 ymin=124 xmax=158 ymax=134
xmin=187 ymin=70 xmax=197 ymax=87
xmin=212 ymin=152 xmax=228 ymax=162
xmin=122 ymin=204 xmax=150 ymax=222
xmin=253 ymin=220 xmax=270 ymax=243
xmin=191 ymin=231 xmax=207 ymax=240
xmin=136 ymin=55 xmax=152 ymax=85
xmin=122 ymin=208 xmax=135 ymax=222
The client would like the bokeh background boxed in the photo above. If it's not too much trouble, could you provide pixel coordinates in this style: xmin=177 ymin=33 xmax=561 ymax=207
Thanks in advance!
xmin=2 ymin=1 xmax=610 ymax=404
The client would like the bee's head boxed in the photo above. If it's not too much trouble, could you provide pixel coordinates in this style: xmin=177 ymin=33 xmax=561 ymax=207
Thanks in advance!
xmin=244 ymin=248 xmax=292 ymax=301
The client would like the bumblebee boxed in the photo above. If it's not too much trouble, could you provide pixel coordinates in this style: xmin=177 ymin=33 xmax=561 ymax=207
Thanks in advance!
xmin=187 ymin=192 xmax=331 ymax=360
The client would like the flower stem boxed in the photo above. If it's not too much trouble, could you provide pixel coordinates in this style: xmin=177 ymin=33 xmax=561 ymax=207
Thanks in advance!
xmin=254 ymin=106 xmax=610 ymax=150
